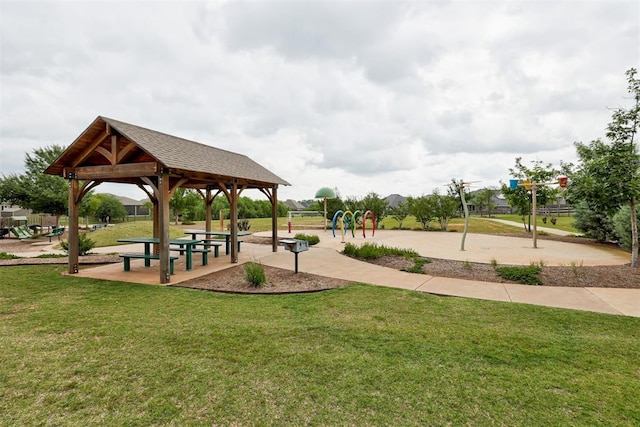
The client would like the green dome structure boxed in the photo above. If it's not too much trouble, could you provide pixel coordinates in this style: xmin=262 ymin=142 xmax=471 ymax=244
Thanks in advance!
xmin=315 ymin=187 xmax=336 ymax=199
xmin=315 ymin=187 xmax=337 ymax=231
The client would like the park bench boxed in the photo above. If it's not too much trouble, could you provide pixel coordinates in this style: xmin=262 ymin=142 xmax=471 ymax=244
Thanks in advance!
xmin=119 ymin=253 xmax=178 ymax=274
xmin=202 ymin=238 xmax=243 ymax=254
xmin=200 ymin=239 xmax=224 ymax=257
xmin=45 ymin=226 xmax=65 ymax=242
xmin=170 ymin=244 xmax=213 ymax=266
xmin=90 ymin=224 xmax=108 ymax=232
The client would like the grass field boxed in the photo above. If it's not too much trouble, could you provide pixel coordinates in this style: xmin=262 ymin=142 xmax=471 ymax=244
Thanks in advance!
xmin=84 ymin=216 xmax=526 ymax=248
xmin=1 ymin=266 xmax=638 ymax=425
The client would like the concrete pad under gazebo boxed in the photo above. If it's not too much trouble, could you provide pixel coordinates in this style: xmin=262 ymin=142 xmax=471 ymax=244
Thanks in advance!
xmin=45 ymin=116 xmax=289 ymax=284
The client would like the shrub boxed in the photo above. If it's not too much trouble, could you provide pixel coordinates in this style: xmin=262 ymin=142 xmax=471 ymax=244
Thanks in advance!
xmin=342 ymin=242 xmax=418 ymax=260
xmin=244 ymin=262 xmax=266 ymax=287
xmin=294 ymin=233 xmax=320 ymax=245
xmin=495 ymin=264 xmax=542 ymax=285
xmin=612 ymin=204 xmax=640 ymax=250
xmin=60 ymin=234 xmax=96 ymax=256
xmin=403 ymin=257 xmax=431 ymax=274
xmin=0 ymin=252 xmax=20 ymax=260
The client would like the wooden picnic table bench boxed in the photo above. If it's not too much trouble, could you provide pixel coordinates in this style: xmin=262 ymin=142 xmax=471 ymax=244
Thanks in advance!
xmin=119 ymin=253 xmax=179 ymax=274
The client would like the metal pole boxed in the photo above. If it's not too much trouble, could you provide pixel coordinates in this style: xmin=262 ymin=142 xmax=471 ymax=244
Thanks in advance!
xmin=460 ymin=184 xmax=469 ymax=251
xmin=294 ymin=252 xmax=299 ymax=273
xmin=323 ymin=198 xmax=328 ymax=232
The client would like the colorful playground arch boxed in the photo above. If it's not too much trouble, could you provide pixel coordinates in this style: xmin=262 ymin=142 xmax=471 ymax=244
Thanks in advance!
xmin=331 ymin=210 xmax=376 ymax=241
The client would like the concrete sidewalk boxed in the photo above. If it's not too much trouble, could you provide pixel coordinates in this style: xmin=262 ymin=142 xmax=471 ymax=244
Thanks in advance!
xmin=10 ymin=230 xmax=639 ymax=317
xmin=257 ymin=244 xmax=639 ymax=317
xmin=256 ymin=229 xmax=638 ymax=317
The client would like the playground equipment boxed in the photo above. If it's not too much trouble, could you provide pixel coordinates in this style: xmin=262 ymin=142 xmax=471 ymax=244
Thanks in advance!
xmin=315 ymin=187 xmax=337 ymax=232
xmin=509 ymin=176 xmax=568 ymax=248
xmin=331 ymin=209 xmax=376 ymax=242
xmin=454 ymin=180 xmax=481 ymax=251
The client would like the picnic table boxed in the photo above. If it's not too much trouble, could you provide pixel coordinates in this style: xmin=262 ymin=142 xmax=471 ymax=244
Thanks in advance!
xmin=117 ymin=237 xmax=203 ymax=271
xmin=184 ymin=230 xmax=251 ymax=255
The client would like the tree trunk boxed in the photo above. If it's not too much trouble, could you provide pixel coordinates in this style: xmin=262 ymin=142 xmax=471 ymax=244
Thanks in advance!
xmin=631 ymin=196 xmax=638 ymax=267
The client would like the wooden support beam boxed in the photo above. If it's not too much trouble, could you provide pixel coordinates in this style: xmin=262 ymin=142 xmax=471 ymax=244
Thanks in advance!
xmin=230 ymin=180 xmax=238 ymax=263
xmin=66 ymin=162 xmax=157 ymax=180
xmin=68 ymin=179 xmax=80 ymax=274
xmin=117 ymin=141 xmax=138 ymax=163
xmin=158 ymin=173 xmax=171 ymax=283
xmin=271 ymin=185 xmax=278 ymax=252
xmin=71 ymin=126 xmax=111 ymax=167
xmin=110 ymin=135 xmax=117 ymax=164
xmin=77 ymin=180 xmax=102 ymax=204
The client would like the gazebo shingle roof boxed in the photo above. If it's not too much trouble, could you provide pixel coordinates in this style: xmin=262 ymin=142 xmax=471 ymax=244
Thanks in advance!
xmin=103 ymin=117 xmax=289 ymax=185
xmin=45 ymin=116 xmax=290 ymax=188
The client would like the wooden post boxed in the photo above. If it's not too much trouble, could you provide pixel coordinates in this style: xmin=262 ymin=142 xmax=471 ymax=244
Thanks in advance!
xmin=230 ymin=180 xmax=238 ymax=263
xmin=158 ymin=173 xmax=171 ymax=283
xmin=68 ymin=178 xmax=79 ymax=274
xmin=205 ymin=187 xmax=212 ymax=233
xmin=271 ymin=185 xmax=278 ymax=252
xmin=152 ymin=199 xmax=159 ymax=255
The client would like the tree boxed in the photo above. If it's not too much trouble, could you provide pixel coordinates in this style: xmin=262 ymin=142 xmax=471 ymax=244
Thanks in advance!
xmin=94 ymin=194 xmax=127 ymax=223
xmin=169 ymin=188 xmax=201 ymax=224
xmin=471 ymin=188 xmax=498 ymax=217
xmin=568 ymin=68 xmax=639 ymax=266
xmin=0 ymin=145 xmax=68 ymax=221
xmin=389 ymin=201 xmax=410 ymax=229
xmin=431 ymin=190 xmax=460 ymax=230
xmin=501 ymin=158 xmax=562 ymax=232
xmin=361 ymin=192 xmax=389 ymax=223
xmin=79 ymin=192 xmax=99 ymax=228
xmin=407 ymin=195 xmax=435 ymax=230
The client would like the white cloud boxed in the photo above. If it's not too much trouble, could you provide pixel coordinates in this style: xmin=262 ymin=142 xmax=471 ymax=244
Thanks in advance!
xmin=1 ymin=0 xmax=638 ymax=203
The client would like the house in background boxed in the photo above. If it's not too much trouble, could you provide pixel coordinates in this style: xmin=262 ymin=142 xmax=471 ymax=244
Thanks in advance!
xmin=106 ymin=194 xmax=150 ymax=216
xmin=385 ymin=194 xmax=407 ymax=208
xmin=0 ymin=203 xmax=31 ymax=218
xmin=283 ymin=199 xmax=306 ymax=211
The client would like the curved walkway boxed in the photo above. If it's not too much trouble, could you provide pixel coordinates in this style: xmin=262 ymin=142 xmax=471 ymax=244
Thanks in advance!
xmin=256 ymin=229 xmax=638 ymax=317
xmin=6 ymin=230 xmax=637 ymax=317
xmin=476 ymin=217 xmax=577 ymax=236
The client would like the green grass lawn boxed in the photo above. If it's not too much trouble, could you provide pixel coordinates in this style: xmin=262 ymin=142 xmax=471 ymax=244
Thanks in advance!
xmin=85 ymin=222 xmax=192 ymax=248
xmin=1 ymin=266 xmax=638 ymax=425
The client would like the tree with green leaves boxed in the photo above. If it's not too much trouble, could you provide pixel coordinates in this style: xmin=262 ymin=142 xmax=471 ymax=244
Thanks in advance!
xmin=568 ymin=68 xmax=639 ymax=266
xmin=361 ymin=192 xmax=389 ymax=223
xmin=501 ymin=158 xmax=563 ymax=232
xmin=79 ymin=192 xmax=99 ymax=228
xmin=431 ymin=190 xmax=460 ymax=230
xmin=471 ymin=188 xmax=498 ymax=217
xmin=389 ymin=201 xmax=410 ymax=229
xmin=169 ymin=188 xmax=201 ymax=224
xmin=407 ymin=195 xmax=435 ymax=230
xmin=94 ymin=194 xmax=127 ymax=223
xmin=0 ymin=145 xmax=67 ymax=221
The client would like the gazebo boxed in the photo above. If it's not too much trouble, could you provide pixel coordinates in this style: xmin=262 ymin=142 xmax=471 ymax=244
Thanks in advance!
xmin=45 ymin=116 xmax=290 ymax=284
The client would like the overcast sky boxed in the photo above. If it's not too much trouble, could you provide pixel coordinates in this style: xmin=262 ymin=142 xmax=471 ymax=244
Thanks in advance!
xmin=1 ymin=0 xmax=638 ymax=203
